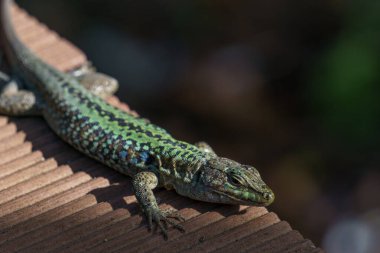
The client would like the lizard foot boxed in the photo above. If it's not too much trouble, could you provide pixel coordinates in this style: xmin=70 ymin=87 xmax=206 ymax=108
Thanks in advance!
xmin=145 ymin=206 xmax=185 ymax=240
xmin=133 ymin=172 xmax=185 ymax=239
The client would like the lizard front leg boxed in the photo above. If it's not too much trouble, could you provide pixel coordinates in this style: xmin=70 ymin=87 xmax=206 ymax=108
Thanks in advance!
xmin=195 ymin=141 xmax=216 ymax=155
xmin=132 ymin=171 xmax=185 ymax=239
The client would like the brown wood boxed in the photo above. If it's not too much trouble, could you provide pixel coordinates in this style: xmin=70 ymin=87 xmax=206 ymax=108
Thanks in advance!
xmin=0 ymin=3 xmax=324 ymax=253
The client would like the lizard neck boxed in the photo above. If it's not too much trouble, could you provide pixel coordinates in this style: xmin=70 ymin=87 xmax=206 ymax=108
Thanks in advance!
xmin=158 ymin=143 xmax=212 ymax=188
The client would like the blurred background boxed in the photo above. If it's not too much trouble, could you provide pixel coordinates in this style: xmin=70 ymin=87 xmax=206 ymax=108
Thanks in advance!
xmin=18 ymin=0 xmax=380 ymax=251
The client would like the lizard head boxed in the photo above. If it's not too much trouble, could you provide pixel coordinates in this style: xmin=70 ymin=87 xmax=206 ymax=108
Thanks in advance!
xmin=188 ymin=157 xmax=274 ymax=206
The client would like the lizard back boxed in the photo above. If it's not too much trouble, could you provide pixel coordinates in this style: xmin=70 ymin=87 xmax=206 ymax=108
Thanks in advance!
xmin=0 ymin=0 xmax=208 ymax=182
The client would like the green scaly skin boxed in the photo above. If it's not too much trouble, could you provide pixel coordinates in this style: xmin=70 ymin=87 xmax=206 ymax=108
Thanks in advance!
xmin=0 ymin=0 xmax=274 ymax=239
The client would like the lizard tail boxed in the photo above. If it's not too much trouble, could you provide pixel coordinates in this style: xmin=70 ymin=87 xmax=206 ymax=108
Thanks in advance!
xmin=0 ymin=0 xmax=29 ymax=68
xmin=0 ymin=0 xmax=68 ymax=93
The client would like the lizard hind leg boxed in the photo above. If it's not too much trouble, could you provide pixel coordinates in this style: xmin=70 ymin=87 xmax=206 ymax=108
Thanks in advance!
xmin=69 ymin=62 xmax=119 ymax=99
xmin=132 ymin=171 xmax=185 ymax=240
xmin=0 ymin=72 xmax=42 ymax=116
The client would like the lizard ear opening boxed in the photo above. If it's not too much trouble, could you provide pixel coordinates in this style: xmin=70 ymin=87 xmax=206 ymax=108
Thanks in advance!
xmin=191 ymin=168 xmax=203 ymax=185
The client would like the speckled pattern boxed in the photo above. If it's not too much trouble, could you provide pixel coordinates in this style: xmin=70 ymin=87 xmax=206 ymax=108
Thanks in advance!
xmin=0 ymin=0 xmax=274 ymax=239
xmin=0 ymin=3 xmax=324 ymax=251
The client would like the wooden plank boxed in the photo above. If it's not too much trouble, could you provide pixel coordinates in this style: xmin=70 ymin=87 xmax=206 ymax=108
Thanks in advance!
xmin=0 ymin=3 xmax=324 ymax=253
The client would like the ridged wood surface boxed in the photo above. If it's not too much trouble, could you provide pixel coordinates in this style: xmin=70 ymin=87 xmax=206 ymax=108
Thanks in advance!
xmin=0 ymin=3 xmax=323 ymax=253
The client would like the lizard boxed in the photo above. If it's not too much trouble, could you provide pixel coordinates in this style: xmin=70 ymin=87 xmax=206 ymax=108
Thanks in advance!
xmin=0 ymin=0 xmax=274 ymax=239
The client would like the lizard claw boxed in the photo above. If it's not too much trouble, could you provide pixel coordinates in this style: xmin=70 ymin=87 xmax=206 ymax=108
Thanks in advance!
xmin=162 ymin=208 xmax=186 ymax=222
xmin=145 ymin=206 xmax=185 ymax=240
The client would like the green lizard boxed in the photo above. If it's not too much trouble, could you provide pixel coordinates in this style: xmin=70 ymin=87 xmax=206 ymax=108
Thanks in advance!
xmin=0 ymin=0 xmax=274 ymax=239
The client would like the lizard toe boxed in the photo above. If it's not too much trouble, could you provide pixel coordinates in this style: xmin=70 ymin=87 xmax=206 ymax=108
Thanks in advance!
xmin=145 ymin=206 xmax=185 ymax=240
xmin=162 ymin=208 xmax=186 ymax=223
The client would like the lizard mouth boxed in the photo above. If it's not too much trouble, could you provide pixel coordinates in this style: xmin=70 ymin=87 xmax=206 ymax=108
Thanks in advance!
xmin=213 ymin=188 xmax=274 ymax=206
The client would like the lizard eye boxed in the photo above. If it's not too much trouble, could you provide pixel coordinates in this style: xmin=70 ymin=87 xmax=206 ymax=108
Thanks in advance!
xmin=230 ymin=177 xmax=240 ymax=186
